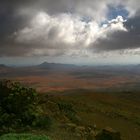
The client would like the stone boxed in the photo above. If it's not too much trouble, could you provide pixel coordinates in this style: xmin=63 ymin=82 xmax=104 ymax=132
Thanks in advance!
xmin=95 ymin=127 xmax=122 ymax=140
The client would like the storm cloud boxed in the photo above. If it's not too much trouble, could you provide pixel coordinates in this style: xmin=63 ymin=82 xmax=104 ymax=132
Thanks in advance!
xmin=92 ymin=15 xmax=140 ymax=52
xmin=0 ymin=0 xmax=140 ymax=57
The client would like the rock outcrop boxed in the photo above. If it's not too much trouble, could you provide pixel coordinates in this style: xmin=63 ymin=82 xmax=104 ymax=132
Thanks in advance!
xmin=95 ymin=127 xmax=121 ymax=140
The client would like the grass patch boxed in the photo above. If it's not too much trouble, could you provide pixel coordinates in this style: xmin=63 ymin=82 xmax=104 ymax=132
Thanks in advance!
xmin=0 ymin=133 xmax=50 ymax=140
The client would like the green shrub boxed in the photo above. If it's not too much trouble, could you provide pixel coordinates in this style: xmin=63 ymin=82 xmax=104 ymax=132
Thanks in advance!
xmin=57 ymin=102 xmax=80 ymax=123
xmin=0 ymin=80 xmax=38 ymax=128
xmin=0 ymin=80 xmax=53 ymax=133
xmin=0 ymin=80 xmax=38 ymax=112
xmin=58 ymin=102 xmax=76 ymax=114
xmin=33 ymin=115 xmax=53 ymax=130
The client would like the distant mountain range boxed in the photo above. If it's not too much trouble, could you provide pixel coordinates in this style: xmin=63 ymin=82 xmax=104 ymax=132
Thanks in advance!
xmin=37 ymin=61 xmax=77 ymax=69
xmin=0 ymin=62 xmax=140 ymax=69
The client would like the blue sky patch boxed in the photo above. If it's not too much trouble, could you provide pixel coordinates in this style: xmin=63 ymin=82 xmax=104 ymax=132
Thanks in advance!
xmin=107 ymin=5 xmax=129 ymax=20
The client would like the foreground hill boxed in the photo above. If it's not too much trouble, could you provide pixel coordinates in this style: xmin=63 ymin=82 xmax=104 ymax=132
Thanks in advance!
xmin=0 ymin=80 xmax=140 ymax=140
xmin=0 ymin=80 xmax=124 ymax=140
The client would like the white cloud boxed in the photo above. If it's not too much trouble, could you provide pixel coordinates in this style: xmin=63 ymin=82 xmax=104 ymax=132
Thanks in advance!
xmin=14 ymin=11 xmax=127 ymax=56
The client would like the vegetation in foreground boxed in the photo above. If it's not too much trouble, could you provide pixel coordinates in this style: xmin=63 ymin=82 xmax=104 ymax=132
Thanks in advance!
xmin=0 ymin=80 xmax=139 ymax=140
xmin=0 ymin=133 xmax=50 ymax=140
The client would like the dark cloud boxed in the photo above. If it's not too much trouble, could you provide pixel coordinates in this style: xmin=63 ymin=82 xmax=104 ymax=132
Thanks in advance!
xmin=92 ymin=15 xmax=140 ymax=52
xmin=0 ymin=1 xmax=30 ymax=40
xmin=0 ymin=0 xmax=140 ymax=57
xmin=0 ymin=0 xmax=34 ymax=56
xmin=0 ymin=43 xmax=31 ymax=57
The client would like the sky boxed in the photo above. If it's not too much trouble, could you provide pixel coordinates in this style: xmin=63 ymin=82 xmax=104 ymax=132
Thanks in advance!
xmin=0 ymin=0 xmax=140 ymax=65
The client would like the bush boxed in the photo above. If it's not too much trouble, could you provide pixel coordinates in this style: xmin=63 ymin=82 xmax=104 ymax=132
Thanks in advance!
xmin=33 ymin=115 xmax=53 ymax=130
xmin=58 ymin=102 xmax=76 ymax=114
xmin=0 ymin=80 xmax=39 ymax=127
xmin=57 ymin=102 xmax=80 ymax=123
